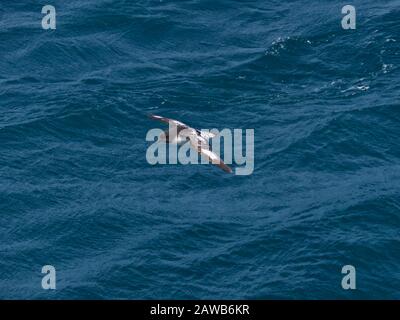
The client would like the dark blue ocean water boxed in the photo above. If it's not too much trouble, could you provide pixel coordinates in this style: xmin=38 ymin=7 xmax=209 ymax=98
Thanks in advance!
xmin=1 ymin=0 xmax=399 ymax=299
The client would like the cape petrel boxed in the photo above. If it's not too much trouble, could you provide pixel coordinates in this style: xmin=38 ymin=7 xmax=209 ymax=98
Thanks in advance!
xmin=149 ymin=114 xmax=232 ymax=173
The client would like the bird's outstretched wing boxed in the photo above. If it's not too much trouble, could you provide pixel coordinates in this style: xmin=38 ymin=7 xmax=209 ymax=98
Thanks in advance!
xmin=188 ymin=136 xmax=232 ymax=174
xmin=148 ymin=114 xmax=188 ymax=129
xmin=196 ymin=130 xmax=217 ymax=140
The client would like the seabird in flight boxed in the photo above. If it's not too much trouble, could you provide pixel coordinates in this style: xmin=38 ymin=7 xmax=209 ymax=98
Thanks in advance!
xmin=149 ymin=114 xmax=232 ymax=173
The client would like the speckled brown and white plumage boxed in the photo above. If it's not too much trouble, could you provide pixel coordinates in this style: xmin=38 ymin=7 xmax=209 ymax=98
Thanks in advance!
xmin=149 ymin=114 xmax=232 ymax=173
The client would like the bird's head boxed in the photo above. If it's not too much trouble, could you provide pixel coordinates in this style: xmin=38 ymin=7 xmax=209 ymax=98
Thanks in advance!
xmin=159 ymin=131 xmax=169 ymax=142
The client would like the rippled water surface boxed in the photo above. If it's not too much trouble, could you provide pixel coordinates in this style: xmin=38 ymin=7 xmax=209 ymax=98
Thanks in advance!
xmin=0 ymin=0 xmax=399 ymax=299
